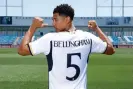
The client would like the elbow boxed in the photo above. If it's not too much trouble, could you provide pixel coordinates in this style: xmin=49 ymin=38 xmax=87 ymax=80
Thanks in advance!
xmin=107 ymin=47 xmax=115 ymax=55
xmin=105 ymin=45 xmax=115 ymax=55
xmin=18 ymin=46 xmax=27 ymax=56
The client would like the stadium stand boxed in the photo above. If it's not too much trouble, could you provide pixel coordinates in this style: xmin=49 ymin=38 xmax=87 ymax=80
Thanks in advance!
xmin=124 ymin=36 xmax=133 ymax=44
xmin=17 ymin=36 xmax=23 ymax=45
xmin=111 ymin=36 xmax=119 ymax=45
xmin=108 ymin=36 xmax=113 ymax=43
xmin=118 ymin=37 xmax=126 ymax=45
xmin=0 ymin=36 xmax=17 ymax=45
xmin=128 ymin=36 xmax=133 ymax=41
xmin=0 ymin=16 xmax=133 ymax=48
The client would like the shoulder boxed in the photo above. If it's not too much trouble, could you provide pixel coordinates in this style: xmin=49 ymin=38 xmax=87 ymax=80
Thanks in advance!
xmin=76 ymin=30 xmax=95 ymax=37
xmin=42 ymin=33 xmax=54 ymax=38
xmin=38 ymin=33 xmax=54 ymax=41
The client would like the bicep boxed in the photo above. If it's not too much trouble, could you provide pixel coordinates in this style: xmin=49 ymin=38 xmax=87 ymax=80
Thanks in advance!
xmin=86 ymin=32 xmax=113 ymax=54
xmin=91 ymin=36 xmax=107 ymax=54
xmin=91 ymin=40 xmax=107 ymax=53
xmin=28 ymin=35 xmax=51 ymax=55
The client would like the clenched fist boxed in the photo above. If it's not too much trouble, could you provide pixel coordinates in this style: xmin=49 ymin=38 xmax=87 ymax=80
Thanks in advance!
xmin=88 ymin=20 xmax=98 ymax=31
xmin=32 ymin=17 xmax=48 ymax=28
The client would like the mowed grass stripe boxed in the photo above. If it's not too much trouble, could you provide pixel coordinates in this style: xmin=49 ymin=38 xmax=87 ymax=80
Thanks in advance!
xmin=0 ymin=48 xmax=132 ymax=89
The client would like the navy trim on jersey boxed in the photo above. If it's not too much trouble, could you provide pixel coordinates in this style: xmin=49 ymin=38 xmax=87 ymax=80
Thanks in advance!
xmin=46 ymin=41 xmax=53 ymax=72
xmin=103 ymin=42 xmax=108 ymax=54
xmin=46 ymin=41 xmax=53 ymax=89
xmin=89 ymin=39 xmax=92 ymax=54
xmin=27 ymin=44 xmax=33 ymax=56
xmin=87 ymin=39 xmax=92 ymax=63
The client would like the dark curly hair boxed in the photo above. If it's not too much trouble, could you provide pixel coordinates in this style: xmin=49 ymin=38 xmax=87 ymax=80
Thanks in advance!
xmin=53 ymin=4 xmax=74 ymax=21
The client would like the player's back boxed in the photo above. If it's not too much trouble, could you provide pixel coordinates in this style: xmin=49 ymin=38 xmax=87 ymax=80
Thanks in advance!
xmin=47 ymin=30 xmax=92 ymax=89
xmin=29 ymin=29 xmax=106 ymax=89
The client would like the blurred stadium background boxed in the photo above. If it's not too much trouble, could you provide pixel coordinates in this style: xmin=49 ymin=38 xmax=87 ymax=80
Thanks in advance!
xmin=0 ymin=0 xmax=133 ymax=47
xmin=0 ymin=0 xmax=133 ymax=89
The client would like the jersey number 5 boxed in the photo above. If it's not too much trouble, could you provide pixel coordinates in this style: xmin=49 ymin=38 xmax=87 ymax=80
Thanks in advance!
xmin=66 ymin=53 xmax=81 ymax=81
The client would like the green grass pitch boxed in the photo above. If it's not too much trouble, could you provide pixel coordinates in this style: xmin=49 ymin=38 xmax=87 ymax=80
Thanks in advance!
xmin=0 ymin=48 xmax=133 ymax=89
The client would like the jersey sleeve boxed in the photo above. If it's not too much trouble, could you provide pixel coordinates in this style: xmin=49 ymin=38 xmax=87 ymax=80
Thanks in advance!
xmin=86 ymin=32 xmax=107 ymax=53
xmin=28 ymin=33 xmax=51 ymax=56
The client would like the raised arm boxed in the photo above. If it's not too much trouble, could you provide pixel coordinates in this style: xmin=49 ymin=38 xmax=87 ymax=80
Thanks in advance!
xmin=88 ymin=20 xmax=115 ymax=55
xmin=18 ymin=17 xmax=48 ymax=56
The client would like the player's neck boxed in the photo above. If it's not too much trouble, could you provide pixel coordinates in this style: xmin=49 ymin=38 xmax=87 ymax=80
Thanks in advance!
xmin=65 ymin=24 xmax=72 ymax=31
xmin=61 ymin=23 xmax=76 ymax=32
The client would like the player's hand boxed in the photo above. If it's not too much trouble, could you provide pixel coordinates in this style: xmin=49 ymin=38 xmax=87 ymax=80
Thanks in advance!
xmin=32 ymin=17 xmax=48 ymax=28
xmin=88 ymin=20 xmax=98 ymax=31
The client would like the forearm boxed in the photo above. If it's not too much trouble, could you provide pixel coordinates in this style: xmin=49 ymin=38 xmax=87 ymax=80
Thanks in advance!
xmin=95 ymin=27 xmax=115 ymax=55
xmin=22 ymin=25 xmax=36 ymax=45
xmin=88 ymin=20 xmax=115 ymax=55
xmin=95 ymin=27 xmax=112 ymax=46
xmin=18 ymin=25 xmax=36 ymax=55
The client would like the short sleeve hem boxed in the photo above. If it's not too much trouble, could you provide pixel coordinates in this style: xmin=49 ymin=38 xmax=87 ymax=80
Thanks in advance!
xmin=102 ymin=42 xmax=108 ymax=54
xmin=28 ymin=43 xmax=34 ymax=56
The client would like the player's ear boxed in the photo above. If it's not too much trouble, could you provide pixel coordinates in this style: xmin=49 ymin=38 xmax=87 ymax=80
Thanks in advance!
xmin=66 ymin=16 xmax=71 ymax=23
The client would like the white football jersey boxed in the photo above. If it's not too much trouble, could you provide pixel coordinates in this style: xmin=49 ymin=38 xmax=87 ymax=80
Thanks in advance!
xmin=28 ymin=27 xmax=107 ymax=89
